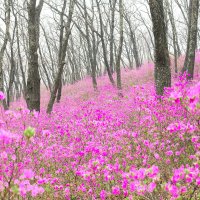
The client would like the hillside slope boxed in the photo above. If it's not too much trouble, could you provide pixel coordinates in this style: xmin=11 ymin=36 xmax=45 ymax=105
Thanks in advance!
xmin=1 ymin=56 xmax=200 ymax=200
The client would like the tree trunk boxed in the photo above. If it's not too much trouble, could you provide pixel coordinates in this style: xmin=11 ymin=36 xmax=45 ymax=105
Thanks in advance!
xmin=165 ymin=0 xmax=181 ymax=73
xmin=56 ymin=79 xmax=62 ymax=103
xmin=7 ymin=20 xmax=17 ymax=108
xmin=96 ymin=0 xmax=115 ymax=86
xmin=109 ymin=0 xmax=117 ymax=74
xmin=41 ymin=25 xmax=55 ymax=81
xmin=26 ymin=0 xmax=43 ymax=111
xmin=39 ymin=46 xmax=52 ymax=92
xmin=15 ymin=14 xmax=26 ymax=98
xmin=182 ymin=0 xmax=199 ymax=79
xmin=0 ymin=0 xmax=11 ymax=110
xmin=116 ymin=0 xmax=123 ymax=91
xmin=14 ymin=64 xmax=21 ymax=100
xmin=131 ymin=29 xmax=141 ymax=69
xmin=83 ymin=0 xmax=97 ymax=90
xmin=149 ymin=0 xmax=171 ymax=96
xmin=47 ymin=0 xmax=75 ymax=114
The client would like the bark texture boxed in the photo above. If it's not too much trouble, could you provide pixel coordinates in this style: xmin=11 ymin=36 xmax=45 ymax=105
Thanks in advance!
xmin=182 ymin=0 xmax=199 ymax=79
xmin=0 ymin=0 xmax=11 ymax=110
xmin=26 ymin=0 xmax=43 ymax=111
xmin=149 ymin=0 xmax=171 ymax=96
xmin=116 ymin=0 xmax=124 ymax=91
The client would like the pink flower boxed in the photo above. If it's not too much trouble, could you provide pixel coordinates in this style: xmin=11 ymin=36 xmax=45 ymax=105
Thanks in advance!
xmin=185 ymin=176 xmax=193 ymax=183
xmin=112 ymin=186 xmax=120 ymax=195
xmin=77 ymin=184 xmax=86 ymax=192
xmin=23 ymin=169 xmax=35 ymax=179
xmin=165 ymin=183 xmax=179 ymax=198
xmin=196 ymin=177 xmax=200 ymax=185
xmin=100 ymin=190 xmax=107 ymax=200
xmin=130 ymin=181 xmax=137 ymax=192
xmin=166 ymin=150 xmax=173 ymax=156
xmin=37 ymin=178 xmax=47 ymax=185
xmin=0 ymin=91 xmax=5 ymax=100
xmin=39 ymin=168 xmax=45 ymax=174
xmin=148 ymin=182 xmax=156 ymax=192
xmin=0 ymin=151 xmax=7 ymax=160
xmin=169 ymin=91 xmax=182 ymax=103
xmin=0 ymin=181 xmax=4 ymax=192
xmin=31 ymin=185 xmax=44 ymax=197
xmin=175 ymin=151 xmax=181 ymax=156
xmin=180 ymin=186 xmax=187 ymax=194
xmin=148 ymin=165 xmax=160 ymax=179
xmin=122 ymin=179 xmax=128 ymax=189
xmin=154 ymin=153 xmax=160 ymax=160
xmin=137 ymin=168 xmax=146 ymax=180
xmin=0 ymin=120 xmax=5 ymax=128
xmin=65 ymin=187 xmax=70 ymax=197
xmin=191 ymin=136 xmax=199 ymax=143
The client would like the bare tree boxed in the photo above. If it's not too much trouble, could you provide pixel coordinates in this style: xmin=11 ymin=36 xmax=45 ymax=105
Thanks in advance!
xmin=165 ymin=0 xmax=181 ymax=73
xmin=6 ymin=0 xmax=18 ymax=107
xmin=149 ymin=0 xmax=171 ymax=95
xmin=182 ymin=0 xmax=199 ymax=79
xmin=116 ymin=0 xmax=123 ymax=91
xmin=82 ymin=0 xmax=98 ymax=90
xmin=96 ymin=0 xmax=115 ymax=86
xmin=26 ymin=0 xmax=44 ymax=111
xmin=0 ymin=0 xmax=196 ymax=108
xmin=47 ymin=0 xmax=75 ymax=114
xmin=14 ymin=2 xmax=27 ymax=99
xmin=39 ymin=45 xmax=52 ymax=91
xmin=124 ymin=13 xmax=141 ymax=69
xmin=0 ymin=0 xmax=11 ymax=110
xmin=109 ymin=0 xmax=117 ymax=74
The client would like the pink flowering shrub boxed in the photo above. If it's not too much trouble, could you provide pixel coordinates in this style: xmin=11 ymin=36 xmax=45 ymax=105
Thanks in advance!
xmin=0 ymin=65 xmax=200 ymax=199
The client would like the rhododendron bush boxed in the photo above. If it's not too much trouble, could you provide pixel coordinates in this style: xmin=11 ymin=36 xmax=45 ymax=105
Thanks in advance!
xmin=1 ymin=67 xmax=200 ymax=199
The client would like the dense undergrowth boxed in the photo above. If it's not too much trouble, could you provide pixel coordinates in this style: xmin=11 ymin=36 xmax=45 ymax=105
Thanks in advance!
xmin=1 ymin=53 xmax=200 ymax=200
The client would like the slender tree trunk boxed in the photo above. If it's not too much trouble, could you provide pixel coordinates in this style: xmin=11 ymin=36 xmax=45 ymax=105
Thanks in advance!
xmin=7 ymin=50 xmax=16 ymax=107
xmin=138 ymin=12 xmax=155 ymax=50
xmin=41 ymin=25 xmax=55 ymax=80
xmin=149 ymin=0 xmax=171 ymax=96
xmin=83 ymin=0 xmax=97 ymax=90
xmin=14 ymin=64 xmax=21 ymax=100
xmin=124 ymin=39 xmax=133 ymax=69
xmin=182 ymin=0 xmax=199 ymax=79
xmin=109 ymin=0 xmax=117 ymax=74
xmin=39 ymin=46 xmax=52 ymax=91
xmin=116 ymin=0 xmax=123 ymax=92
xmin=131 ymin=30 xmax=141 ymax=69
xmin=140 ymin=31 xmax=154 ymax=61
xmin=68 ymin=50 xmax=76 ymax=84
xmin=26 ymin=0 xmax=43 ymax=111
xmin=165 ymin=0 xmax=181 ymax=73
xmin=96 ymin=0 xmax=115 ymax=86
xmin=0 ymin=0 xmax=11 ymax=110
xmin=47 ymin=0 xmax=75 ymax=114
xmin=55 ymin=0 xmax=67 ymax=102
xmin=125 ymin=15 xmax=141 ymax=68
xmin=175 ymin=0 xmax=188 ymax=26
xmin=7 ymin=19 xmax=17 ymax=107
xmin=15 ymin=15 xmax=26 ymax=98
xmin=91 ymin=31 xmax=98 ymax=90
xmin=13 ymin=14 xmax=27 ymax=99
xmin=56 ymin=79 xmax=62 ymax=103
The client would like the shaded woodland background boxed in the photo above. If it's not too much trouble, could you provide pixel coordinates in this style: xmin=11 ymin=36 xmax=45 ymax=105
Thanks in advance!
xmin=0 ymin=0 xmax=199 ymax=112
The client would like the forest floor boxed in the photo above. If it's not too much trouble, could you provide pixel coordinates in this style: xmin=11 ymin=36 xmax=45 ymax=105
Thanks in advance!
xmin=1 ymin=53 xmax=200 ymax=199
